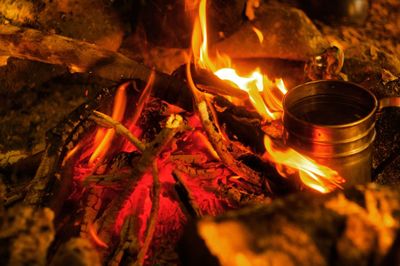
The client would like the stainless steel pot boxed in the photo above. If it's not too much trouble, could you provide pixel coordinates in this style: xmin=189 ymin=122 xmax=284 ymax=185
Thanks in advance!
xmin=282 ymin=80 xmax=400 ymax=188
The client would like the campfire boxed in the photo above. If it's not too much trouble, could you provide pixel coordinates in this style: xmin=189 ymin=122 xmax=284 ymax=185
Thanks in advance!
xmin=1 ymin=0 xmax=400 ymax=265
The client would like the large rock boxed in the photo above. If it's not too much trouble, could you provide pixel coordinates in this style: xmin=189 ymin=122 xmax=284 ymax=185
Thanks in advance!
xmin=213 ymin=4 xmax=330 ymax=61
xmin=179 ymin=184 xmax=400 ymax=266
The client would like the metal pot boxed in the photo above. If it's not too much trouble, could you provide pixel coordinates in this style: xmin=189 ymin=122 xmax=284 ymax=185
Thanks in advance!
xmin=282 ymin=80 xmax=400 ymax=188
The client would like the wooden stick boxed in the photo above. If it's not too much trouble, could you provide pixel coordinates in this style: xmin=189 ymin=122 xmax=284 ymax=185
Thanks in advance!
xmin=0 ymin=24 xmax=244 ymax=111
xmin=186 ymin=63 xmax=262 ymax=187
xmin=134 ymin=161 xmax=161 ymax=266
xmin=90 ymin=110 xmax=146 ymax=152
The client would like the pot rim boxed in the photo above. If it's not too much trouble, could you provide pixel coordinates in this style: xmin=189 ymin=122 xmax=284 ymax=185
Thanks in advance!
xmin=283 ymin=80 xmax=378 ymax=129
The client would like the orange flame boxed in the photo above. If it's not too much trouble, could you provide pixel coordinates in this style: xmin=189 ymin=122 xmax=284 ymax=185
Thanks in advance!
xmin=189 ymin=0 xmax=345 ymax=193
xmin=191 ymin=0 xmax=284 ymax=120
xmin=88 ymin=82 xmax=129 ymax=165
xmin=252 ymin=26 xmax=264 ymax=43
xmin=88 ymin=223 xmax=108 ymax=248
xmin=61 ymin=143 xmax=82 ymax=166
xmin=263 ymin=136 xmax=345 ymax=193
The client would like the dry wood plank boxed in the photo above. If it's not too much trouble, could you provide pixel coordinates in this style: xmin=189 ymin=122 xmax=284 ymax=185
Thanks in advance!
xmin=0 ymin=24 xmax=153 ymax=82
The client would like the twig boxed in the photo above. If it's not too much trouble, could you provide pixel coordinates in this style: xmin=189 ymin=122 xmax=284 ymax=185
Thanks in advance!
xmin=134 ymin=161 xmax=161 ymax=266
xmin=186 ymin=63 xmax=262 ymax=187
xmin=90 ymin=110 xmax=146 ymax=152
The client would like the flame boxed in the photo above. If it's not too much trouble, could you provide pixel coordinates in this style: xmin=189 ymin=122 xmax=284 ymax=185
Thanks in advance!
xmin=88 ymin=82 xmax=129 ymax=165
xmin=191 ymin=0 xmax=284 ymax=120
xmin=251 ymin=26 xmax=264 ymax=43
xmin=189 ymin=0 xmax=345 ymax=193
xmin=88 ymin=223 xmax=108 ymax=248
xmin=61 ymin=143 xmax=82 ymax=166
xmin=263 ymin=136 xmax=345 ymax=193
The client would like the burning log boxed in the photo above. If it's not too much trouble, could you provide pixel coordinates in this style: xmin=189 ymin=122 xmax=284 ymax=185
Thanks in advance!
xmin=186 ymin=64 xmax=264 ymax=189
xmin=179 ymin=184 xmax=400 ymax=266
xmin=135 ymin=162 xmax=161 ymax=266
xmin=0 ymin=24 xmax=257 ymax=111
xmin=213 ymin=5 xmax=330 ymax=61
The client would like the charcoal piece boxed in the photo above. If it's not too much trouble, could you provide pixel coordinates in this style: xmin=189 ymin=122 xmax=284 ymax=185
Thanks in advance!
xmin=0 ymin=205 xmax=54 ymax=266
xmin=213 ymin=5 xmax=330 ymax=61
xmin=179 ymin=184 xmax=400 ymax=266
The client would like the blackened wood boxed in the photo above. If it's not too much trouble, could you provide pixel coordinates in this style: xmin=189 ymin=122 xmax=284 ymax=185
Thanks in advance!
xmin=213 ymin=96 xmax=265 ymax=153
xmin=23 ymin=87 xmax=114 ymax=208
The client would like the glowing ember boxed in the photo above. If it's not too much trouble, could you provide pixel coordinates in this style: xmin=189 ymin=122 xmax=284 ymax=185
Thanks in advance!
xmin=263 ymin=136 xmax=345 ymax=193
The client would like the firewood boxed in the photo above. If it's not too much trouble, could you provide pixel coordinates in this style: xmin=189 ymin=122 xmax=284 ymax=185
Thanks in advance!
xmin=90 ymin=111 xmax=146 ymax=152
xmin=179 ymin=184 xmax=400 ymax=266
xmin=88 ymin=115 xmax=185 ymax=249
xmin=186 ymin=63 xmax=264 ymax=188
xmin=23 ymin=86 xmax=111 ymax=208
xmin=0 ymin=24 xmax=153 ymax=82
xmin=135 ymin=161 xmax=161 ymax=266
xmin=0 ymin=24 xmax=251 ymax=111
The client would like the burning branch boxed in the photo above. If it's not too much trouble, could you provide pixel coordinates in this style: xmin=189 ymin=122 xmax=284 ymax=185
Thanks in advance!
xmin=85 ymin=115 xmax=184 ymax=247
xmin=90 ymin=110 xmax=146 ymax=152
xmin=135 ymin=161 xmax=161 ymax=266
xmin=186 ymin=63 xmax=263 ymax=188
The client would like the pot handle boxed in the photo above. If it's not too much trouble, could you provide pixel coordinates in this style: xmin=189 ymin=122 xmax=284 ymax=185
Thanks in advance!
xmin=379 ymin=97 xmax=400 ymax=110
